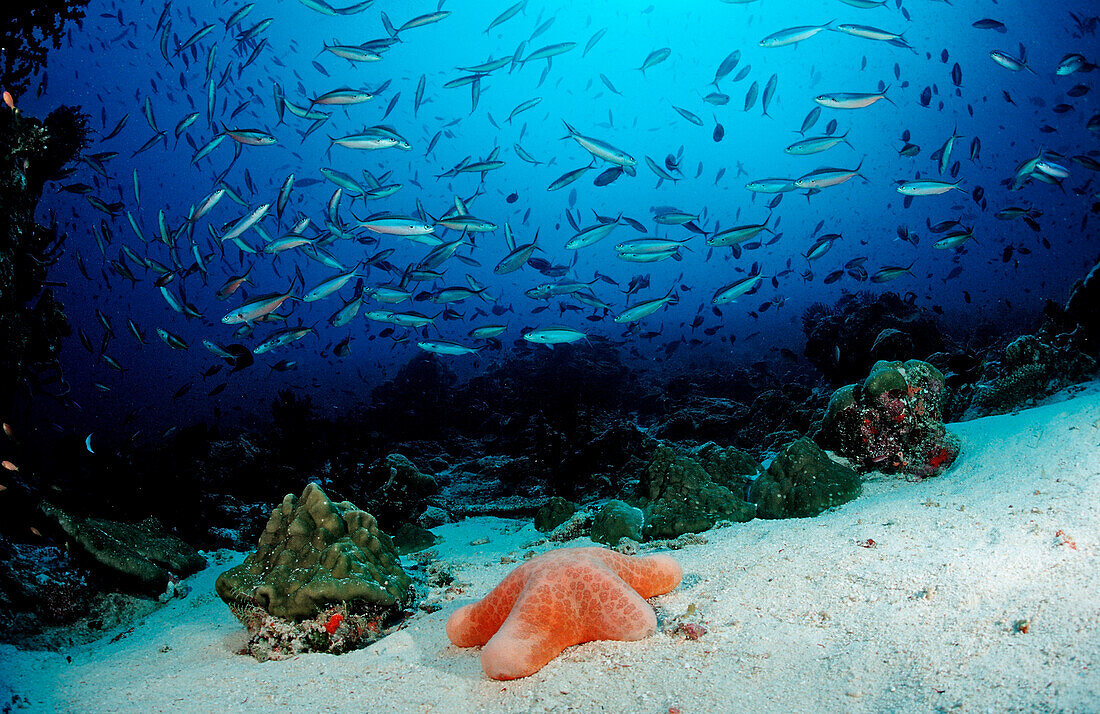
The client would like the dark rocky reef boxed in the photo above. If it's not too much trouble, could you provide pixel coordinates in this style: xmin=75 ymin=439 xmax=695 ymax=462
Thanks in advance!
xmin=39 ymin=502 xmax=205 ymax=593
xmin=802 ymin=292 xmax=945 ymax=386
xmin=640 ymin=365 xmax=829 ymax=457
xmin=948 ymin=333 xmax=1095 ymax=421
xmin=0 ymin=2 xmax=89 ymax=98
xmin=366 ymin=345 xmax=649 ymax=498
xmin=1043 ymin=256 xmax=1100 ymax=357
xmin=817 ymin=360 xmax=960 ymax=479
xmin=1 ymin=103 xmax=88 ymax=413
xmin=748 ymin=437 xmax=861 ymax=519
xmin=0 ymin=501 xmax=203 ymax=648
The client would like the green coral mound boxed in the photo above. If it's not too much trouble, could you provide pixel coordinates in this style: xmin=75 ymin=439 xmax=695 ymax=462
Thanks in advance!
xmin=534 ymin=496 xmax=576 ymax=533
xmin=966 ymin=335 xmax=1096 ymax=418
xmin=823 ymin=383 xmax=857 ymax=426
xmin=861 ymin=359 xmax=917 ymax=399
xmin=690 ymin=442 xmax=761 ymax=489
xmin=639 ymin=443 xmax=757 ymax=539
xmin=216 ymin=483 xmax=411 ymax=620
xmin=39 ymin=502 xmax=205 ymax=592
xmin=749 ymin=437 xmax=861 ymax=519
xmin=591 ymin=499 xmax=644 ymax=545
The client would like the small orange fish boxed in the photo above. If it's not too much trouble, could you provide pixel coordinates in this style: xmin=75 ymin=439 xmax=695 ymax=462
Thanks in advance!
xmin=1 ymin=460 xmax=17 ymax=471
xmin=2 ymin=422 xmax=13 ymax=438
xmin=2 ymin=91 xmax=14 ymax=110
xmin=30 ymin=526 xmax=41 ymax=537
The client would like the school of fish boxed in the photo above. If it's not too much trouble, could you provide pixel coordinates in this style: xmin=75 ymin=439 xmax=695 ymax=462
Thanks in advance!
xmin=21 ymin=0 xmax=1100 ymax=408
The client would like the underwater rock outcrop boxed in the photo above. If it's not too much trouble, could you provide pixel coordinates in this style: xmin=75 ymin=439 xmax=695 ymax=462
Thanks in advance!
xmin=748 ymin=437 xmax=862 ymax=519
xmin=817 ymin=359 xmax=960 ymax=479
xmin=649 ymin=397 xmax=748 ymax=444
xmin=215 ymin=483 xmax=411 ymax=660
xmin=38 ymin=502 xmax=205 ymax=593
xmin=0 ymin=2 xmax=89 ymax=97
xmin=534 ymin=496 xmax=576 ymax=533
xmin=1043 ymin=257 xmax=1100 ymax=357
xmin=360 ymin=453 xmax=439 ymax=531
xmin=647 ymin=381 xmax=827 ymax=457
xmin=368 ymin=354 xmax=459 ymax=437
xmin=953 ymin=333 xmax=1096 ymax=420
xmin=390 ymin=523 xmax=438 ymax=555
xmin=638 ymin=443 xmax=758 ymax=540
xmin=590 ymin=499 xmax=644 ymax=545
xmin=802 ymin=292 xmax=945 ymax=386
xmin=0 ymin=103 xmax=87 ymax=411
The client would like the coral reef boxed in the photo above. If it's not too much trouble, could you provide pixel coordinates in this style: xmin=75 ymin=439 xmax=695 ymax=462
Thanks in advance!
xmin=748 ymin=437 xmax=862 ymax=518
xmin=368 ymin=354 xmax=458 ymax=437
xmin=638 ymin=443 xmax=757 ymax=540
xmin=590 ymin=499 xmax=644 ymax=545
xmin=691 ymin=441 xmax=765 ymax=485
xmin=446 ymin=547 xmax=682 ymax=680
xmin=645 ymin=379 xmax=828 ymax=457
xmin=534 ymin=496 xmax=576 ymax=533
xmin=354 ymin=453 xmax=439 ymax=532
xmin=950 ymin=333 xmax=1096 ymax=421
xmin=38 ymin=502 xmax=205 ymax=592
xmin=0 ymin=103 xmax=88 ymax=412
xmin=1043 ymin=257 xmax=1100 ymax=356
xmin=228 ymin=601 xmax=394 ymax=661
xmin=817 ymin=360 xmax=960 ymax=478
xmin=216 ymin=483 xmax=411 ymax=618
xmin=546 ymin=509 xmax=594 ymax=542
xmin=216 ymin=483 xmax=411 ymax=658
xmin=0 ymin=1 xmax=89 ymax=98
xmin=802 ymin=292 xmax=945 ymax=386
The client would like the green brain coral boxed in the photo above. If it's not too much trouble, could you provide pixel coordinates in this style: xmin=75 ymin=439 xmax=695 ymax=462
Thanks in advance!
xmin=639 ymin=443 xmax=757 ymax=539
xmin=216 ymin=483 xmax=411 ymax=620
xmin=591 ymin=499 xmax=644 ymax=545
xmin=749 ymin=437 xmax=861 ymax=519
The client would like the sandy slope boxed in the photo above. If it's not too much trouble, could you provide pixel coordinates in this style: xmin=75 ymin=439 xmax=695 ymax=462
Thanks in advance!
xmin=2 ymin=383 xmax=1098 ymax=713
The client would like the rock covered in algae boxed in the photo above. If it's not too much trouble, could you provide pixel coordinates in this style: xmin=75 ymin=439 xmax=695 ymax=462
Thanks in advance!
xmin=590 ymin=499 xmax=644 ymax=545
xmin=1 ymin=103 xmax=88 ymax=413
xmin=639 ymin=443 xmax=757 ymax=539
xmin=689 ymin=442 xmax=761 ymax=491
xmin=748 ymin=437 xmax=861 ymax=519
xmin=391 ymin=522 xmax=438 ymax=555
xmin=364 ymin=453 xmax=439 ymax=530
xmin=534 ymin=496 xmax=576 ymax=533
xmin=818 ymin=359 xmax=960 ymax=479
xmin=216 ymin=483 xmax=411 ymax=621
xmin=960 ymin=334 xmax=1096 ymax=419
xmin=38 ymin=502 xmax=205 ymax=592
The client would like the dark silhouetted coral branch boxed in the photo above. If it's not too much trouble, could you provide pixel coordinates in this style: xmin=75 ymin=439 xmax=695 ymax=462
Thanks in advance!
xmin=0 ymin=2 xmax=89 ymax=99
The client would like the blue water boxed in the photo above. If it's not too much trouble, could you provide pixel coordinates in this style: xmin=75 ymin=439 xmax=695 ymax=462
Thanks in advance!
xmin=19 ymin=0 xmax=1100 ymax=433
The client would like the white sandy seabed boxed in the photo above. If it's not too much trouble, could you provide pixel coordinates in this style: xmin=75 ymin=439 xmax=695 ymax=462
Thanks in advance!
xmin=2 ymin=382 xmax=1099 ymax=714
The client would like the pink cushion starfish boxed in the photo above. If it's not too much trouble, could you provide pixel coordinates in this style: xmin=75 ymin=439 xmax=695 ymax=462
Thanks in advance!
xmin=446 ymin=546 xmax=683 ymax=679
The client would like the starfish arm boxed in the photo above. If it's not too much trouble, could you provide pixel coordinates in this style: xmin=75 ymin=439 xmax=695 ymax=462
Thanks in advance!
xmin=479 ymin=578 xmax=578 ymax=680
xmin=447 ymin=547 xmax=684 ymax=680
xmin=446 ymin=565 xmax=530 ymax=647
xmin=589 ymin=548 xmax=683 ymax=599
xmin=480 ymin=560 xmax=658 ymax=680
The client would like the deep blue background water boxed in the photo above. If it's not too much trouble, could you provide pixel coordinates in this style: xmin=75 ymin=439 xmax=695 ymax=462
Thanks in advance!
xmin=18 ymin=0 xmax=1100 ymax=435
